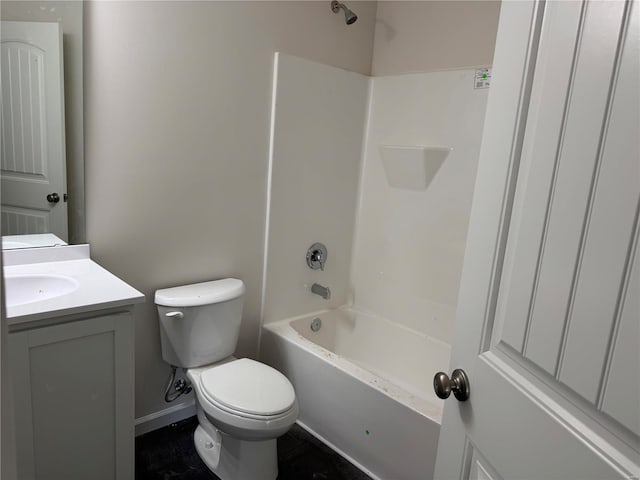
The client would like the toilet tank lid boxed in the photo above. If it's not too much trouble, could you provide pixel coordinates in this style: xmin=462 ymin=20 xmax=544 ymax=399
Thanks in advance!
xmin=155 ymin=278 xmax=245 ymax=307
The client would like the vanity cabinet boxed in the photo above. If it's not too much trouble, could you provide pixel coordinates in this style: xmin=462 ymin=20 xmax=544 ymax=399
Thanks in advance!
xmin=9 ymin=310 xmax=135 ymax=480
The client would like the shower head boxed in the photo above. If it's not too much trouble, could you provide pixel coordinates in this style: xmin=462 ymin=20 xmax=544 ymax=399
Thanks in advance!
xmin=331 ymin=1 xmax=358 ymax=25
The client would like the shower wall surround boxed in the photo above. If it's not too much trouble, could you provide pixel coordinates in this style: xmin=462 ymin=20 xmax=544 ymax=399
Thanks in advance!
xmin=263 ymin=58 xmax=490 ymax=344
xmin=262 ymin=53 xmax=369 ymax=325
xmin=351 ymin=71 xmax=490 ymax=343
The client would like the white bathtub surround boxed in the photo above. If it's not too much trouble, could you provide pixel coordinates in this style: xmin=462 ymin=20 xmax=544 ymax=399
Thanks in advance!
xmin=379 ymin=145 xmax=451 ymax=191
xmin=351 ymin=69 xmax=490 ymax=344
xmin=262 ymin=64 xmax=490 ymax=342
xmin=261 ymin=53 xmax=369 ymax=326
xmin=262 ymin=307 xmax=449 ymax=480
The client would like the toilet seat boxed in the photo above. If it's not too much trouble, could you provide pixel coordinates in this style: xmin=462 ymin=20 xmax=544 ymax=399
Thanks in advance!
xmin=198 ymin=358 xmax=296 ymax=420
xmin=188 ymin=360 xmax=299 ymax=443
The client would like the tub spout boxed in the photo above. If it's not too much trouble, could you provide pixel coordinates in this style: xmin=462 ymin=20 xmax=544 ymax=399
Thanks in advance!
xmin=311 ymin=283 xmax=331 ymax=300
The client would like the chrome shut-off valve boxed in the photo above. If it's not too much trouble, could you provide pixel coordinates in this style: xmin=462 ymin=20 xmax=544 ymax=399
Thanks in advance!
xmin=306 ymin=243 xmax=328 ymax=271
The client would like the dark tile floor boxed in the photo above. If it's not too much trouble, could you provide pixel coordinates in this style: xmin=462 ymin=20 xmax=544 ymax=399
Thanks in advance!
xmin=136 ymin=416 xmax=373 ymax=480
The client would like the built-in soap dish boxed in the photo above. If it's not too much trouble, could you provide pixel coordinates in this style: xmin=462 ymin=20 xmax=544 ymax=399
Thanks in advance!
xmin=380 ymin=145 xmax=451 ymax=190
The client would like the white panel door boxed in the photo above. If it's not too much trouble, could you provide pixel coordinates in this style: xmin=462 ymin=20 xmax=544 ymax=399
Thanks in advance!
xmin=1 ymin=21 xmax=67 ymax=241
xmin=435 ymin=1 xmax=639 ymax=478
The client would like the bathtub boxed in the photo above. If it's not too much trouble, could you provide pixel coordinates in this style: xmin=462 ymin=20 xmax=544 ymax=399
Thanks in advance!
xmin=260 ymin=307 xmax=451 ymax=480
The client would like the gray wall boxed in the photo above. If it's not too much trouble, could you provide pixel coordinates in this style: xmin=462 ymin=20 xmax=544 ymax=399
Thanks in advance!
xmin=83 ymin=0 xmax=378 ymax=420
xmin=372 ymin=1 xmax=501 ymax=75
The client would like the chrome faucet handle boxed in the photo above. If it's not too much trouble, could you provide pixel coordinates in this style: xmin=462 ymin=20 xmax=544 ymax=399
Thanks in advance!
xmin=312 ymin=250 xmax=325 ymax=270
xmin=306 ymin=243 xmax=328 ymax=271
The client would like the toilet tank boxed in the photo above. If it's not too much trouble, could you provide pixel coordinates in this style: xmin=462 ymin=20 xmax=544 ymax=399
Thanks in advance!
xmin=155 ymin=278 xmax=245 ymax=368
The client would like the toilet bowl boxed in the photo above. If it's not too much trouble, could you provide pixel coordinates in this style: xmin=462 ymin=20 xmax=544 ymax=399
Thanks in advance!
xmin=155 ymin=279 xmax=298 ymax=480
xmin=187 ymin=359 xmax=298 ymax=480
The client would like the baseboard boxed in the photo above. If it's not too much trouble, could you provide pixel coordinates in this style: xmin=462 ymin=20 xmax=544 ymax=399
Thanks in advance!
xmin=134 ymin=399 xmax=197 ymax=436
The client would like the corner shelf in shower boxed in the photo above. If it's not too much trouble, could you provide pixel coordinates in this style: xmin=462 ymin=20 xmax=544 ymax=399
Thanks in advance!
xmin=380 ymin=145 xmax=451 ymax=190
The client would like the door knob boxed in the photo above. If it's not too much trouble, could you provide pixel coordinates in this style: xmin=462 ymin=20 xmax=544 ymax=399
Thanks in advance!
xmin=46 ymin=192 xmax=60 ymax=203
xmin=433 ymin=369 xmax=470 ymax=401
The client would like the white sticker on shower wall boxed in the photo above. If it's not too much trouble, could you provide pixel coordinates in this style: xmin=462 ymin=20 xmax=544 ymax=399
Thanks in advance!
xmin=351 ymin=69 xmax=490 ymax=343
xmin=474 ymin=67 xmax=492 ymax=89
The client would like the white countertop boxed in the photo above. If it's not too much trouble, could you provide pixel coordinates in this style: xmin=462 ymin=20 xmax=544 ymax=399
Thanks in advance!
xmin=4 ymin=244 xmax=144 ymax=326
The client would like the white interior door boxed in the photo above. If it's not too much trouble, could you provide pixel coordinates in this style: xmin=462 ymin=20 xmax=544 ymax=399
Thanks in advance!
xmin=1 ymin=21 xmax=67 ymax=241
xmin=434 ymin=1 xmax=639 ymax=478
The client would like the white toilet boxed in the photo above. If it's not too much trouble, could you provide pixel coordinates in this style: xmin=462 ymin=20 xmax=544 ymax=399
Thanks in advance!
xmin=155 ymin=278 xmax=298 ymax=480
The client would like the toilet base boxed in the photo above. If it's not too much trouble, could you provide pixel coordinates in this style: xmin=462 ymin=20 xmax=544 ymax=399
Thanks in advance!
xmin=194 ymin=424 xmax=278 ymax=480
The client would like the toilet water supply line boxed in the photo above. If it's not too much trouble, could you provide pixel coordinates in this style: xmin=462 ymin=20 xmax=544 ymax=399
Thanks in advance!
xmin=164 ymin=365 xmax=192 ymax=402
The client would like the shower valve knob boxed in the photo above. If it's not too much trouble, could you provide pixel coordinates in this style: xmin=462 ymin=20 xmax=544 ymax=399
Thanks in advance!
xmin=306 ymin=243 xmax=328 ymax=271
xmin=433 ymin=369 xmax=470 ymax=401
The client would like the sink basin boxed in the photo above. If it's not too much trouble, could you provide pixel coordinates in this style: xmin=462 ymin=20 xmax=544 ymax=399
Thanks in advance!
xmin=4 ymin=274 xmax=79 ymax=307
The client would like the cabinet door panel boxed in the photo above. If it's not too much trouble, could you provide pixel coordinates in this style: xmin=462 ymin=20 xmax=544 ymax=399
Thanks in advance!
xmin=10 ymin=313 xmax=134 ymax=480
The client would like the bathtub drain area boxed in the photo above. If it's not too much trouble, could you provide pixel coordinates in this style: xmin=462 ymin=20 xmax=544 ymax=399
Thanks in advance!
xmin=310 ymin=317 xmax=322 ymax=332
